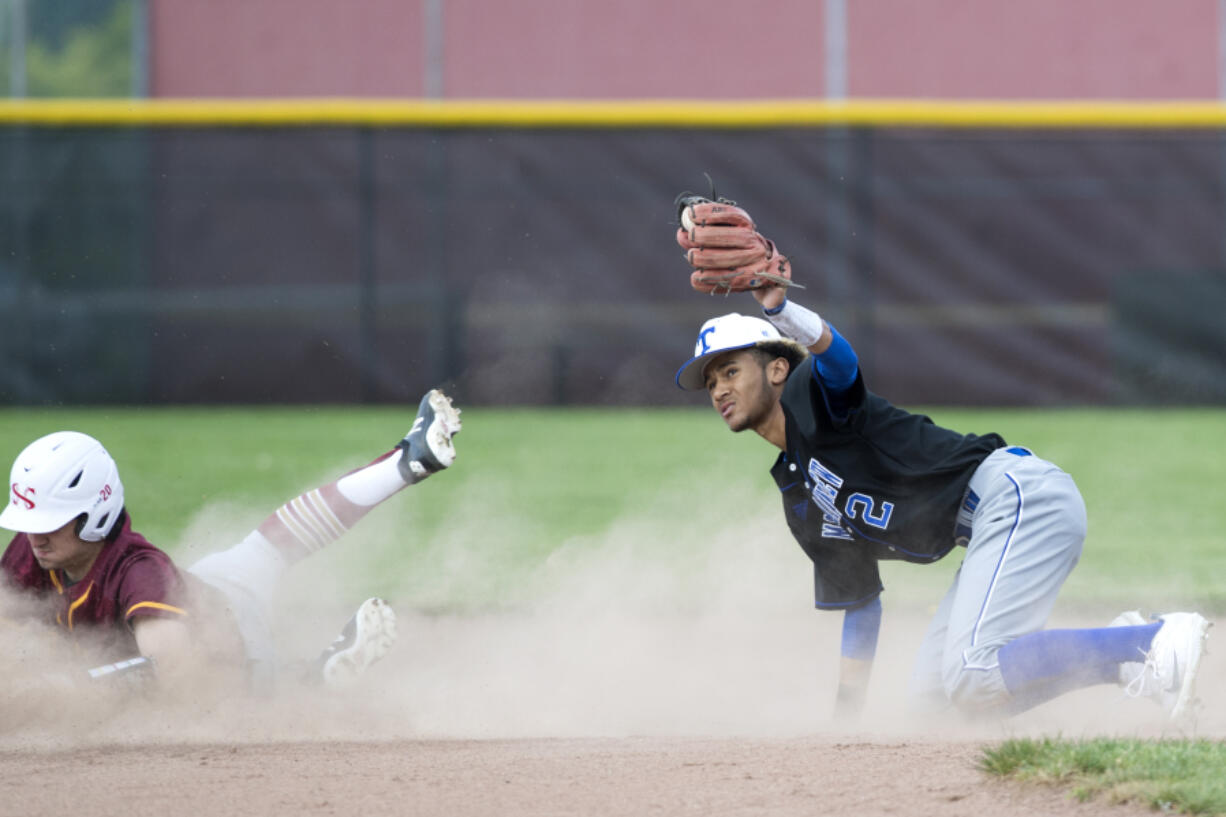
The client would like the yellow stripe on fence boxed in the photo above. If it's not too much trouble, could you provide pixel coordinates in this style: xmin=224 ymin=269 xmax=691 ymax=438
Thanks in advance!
xmin=4 ymin=99 xmax=1226 ymax=128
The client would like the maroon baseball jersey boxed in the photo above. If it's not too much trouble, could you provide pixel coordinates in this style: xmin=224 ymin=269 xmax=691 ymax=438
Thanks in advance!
xmin=1 ymin=513 xmax=189 ymax=654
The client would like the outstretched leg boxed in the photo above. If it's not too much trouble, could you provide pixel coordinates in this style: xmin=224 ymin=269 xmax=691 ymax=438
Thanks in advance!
xmin=256 ymin=388 xmax=462 ymax=564
xmin=186 ymin=390 xmax=461 ymax=686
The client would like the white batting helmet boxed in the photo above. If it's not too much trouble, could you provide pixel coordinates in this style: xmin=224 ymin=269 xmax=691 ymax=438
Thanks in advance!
xmin=0 ymin=431 xmax=125 ymax=541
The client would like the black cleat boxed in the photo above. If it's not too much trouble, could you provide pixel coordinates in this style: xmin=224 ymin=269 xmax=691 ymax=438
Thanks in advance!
xmin=397 ymin=389 xmax=462 ymax=483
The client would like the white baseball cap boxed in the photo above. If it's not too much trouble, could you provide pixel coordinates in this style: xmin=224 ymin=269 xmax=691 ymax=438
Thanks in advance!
xmin=674 ymin=313 xmax=784 ymax=390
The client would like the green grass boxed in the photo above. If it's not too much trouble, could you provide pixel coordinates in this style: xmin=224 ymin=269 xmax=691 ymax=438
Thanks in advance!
xmin=1 ymin=405 xmax=1224 ymax=610
xmin=983 ymin=738 xmax=1226 ymax=815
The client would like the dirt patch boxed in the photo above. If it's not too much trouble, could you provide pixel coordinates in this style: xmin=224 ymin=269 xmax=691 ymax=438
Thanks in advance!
xmin=1 ymin=604 xmax=1219 ymax=816
xmin=0 ymin=736 xmax=1163 ymax=817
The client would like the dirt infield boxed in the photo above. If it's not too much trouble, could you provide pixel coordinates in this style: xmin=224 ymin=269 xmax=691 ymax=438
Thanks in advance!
xmin=1 ymin=603 xmax=1219 ymax=817
xmin=0 ymin=736 xmax=1163 ymax=817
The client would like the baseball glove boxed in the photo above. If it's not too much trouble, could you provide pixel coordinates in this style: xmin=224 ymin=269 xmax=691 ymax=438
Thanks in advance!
xmin=675 ymin=192 xmax=798 ymax=294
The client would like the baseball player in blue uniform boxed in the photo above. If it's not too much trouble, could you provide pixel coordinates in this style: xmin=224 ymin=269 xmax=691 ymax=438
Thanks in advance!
xmin=673 ymin=194 xmax=1212 ymax=721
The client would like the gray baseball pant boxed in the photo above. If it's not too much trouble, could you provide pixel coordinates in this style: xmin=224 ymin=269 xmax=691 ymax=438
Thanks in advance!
xmin=908 ymin=447 xmax=1088 ymax=714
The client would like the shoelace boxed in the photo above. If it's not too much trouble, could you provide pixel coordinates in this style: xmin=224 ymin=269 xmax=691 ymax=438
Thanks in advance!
xmin=1122 ymin=645 xmax=1160 ymax=699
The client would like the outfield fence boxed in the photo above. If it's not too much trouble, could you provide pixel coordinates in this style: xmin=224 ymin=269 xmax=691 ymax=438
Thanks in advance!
xmin=2 ymin=100 xmax=1225 ymax=406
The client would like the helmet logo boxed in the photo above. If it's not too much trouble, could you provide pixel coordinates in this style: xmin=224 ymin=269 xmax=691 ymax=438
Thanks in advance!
xmin=10 ymin=483 xmax=36 ymax=511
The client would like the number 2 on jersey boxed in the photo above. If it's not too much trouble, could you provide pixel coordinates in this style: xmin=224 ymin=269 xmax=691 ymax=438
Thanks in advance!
xmin=844 ymin=493 xmax=894 ymax=530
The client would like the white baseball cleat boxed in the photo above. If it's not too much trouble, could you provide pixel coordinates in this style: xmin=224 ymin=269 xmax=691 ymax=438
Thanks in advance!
xmin=1114 ymin=611 xmax=1211 ymax=722
xmin=397 ymin=388 xmax=462 ymax=483
xmin=318 ymin=597 xmax=398 ymax=686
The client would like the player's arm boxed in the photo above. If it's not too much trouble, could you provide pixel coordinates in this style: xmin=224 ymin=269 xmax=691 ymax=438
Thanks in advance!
xmin=752 ymin=287 xmax=831 ymax=355
xmin=834 ymin=596 xmax=882 ymax=720
xmin=2 ymin=624 xmax=188 ymax=727
xmin=131 ymin=615 xmax=201 ymax=688
xmin=751 ymin=287 xmax=819 ymax=344
xmin=754 ymin=287 xmax=861 ymax=407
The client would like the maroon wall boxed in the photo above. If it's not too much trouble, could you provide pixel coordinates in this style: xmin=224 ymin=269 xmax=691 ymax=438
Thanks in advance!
xmin=150 ymin=1 xmax=425 ymax=97
xmin=849 ymin=0 xmax=1218 ymax=99
xmin=438 ymin=0 xmax=825 ymax=98
xmin=150 ymin=0 xmax=1221 ymax=99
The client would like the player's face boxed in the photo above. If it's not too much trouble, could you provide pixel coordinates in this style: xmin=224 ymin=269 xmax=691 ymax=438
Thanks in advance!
xmin=704 ymin=349 xmax=777 ymax=432
xmin=25 ymin=518 xmax=101 ymax=581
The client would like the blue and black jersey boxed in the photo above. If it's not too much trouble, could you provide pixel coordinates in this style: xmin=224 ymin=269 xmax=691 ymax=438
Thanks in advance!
xmin=770 ymin=334 xmax=1004 ymax=609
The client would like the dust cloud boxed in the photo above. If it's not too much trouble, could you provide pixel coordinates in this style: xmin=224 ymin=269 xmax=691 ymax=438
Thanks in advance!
xmin=1 ymin=463 xmax=1221 ymax=749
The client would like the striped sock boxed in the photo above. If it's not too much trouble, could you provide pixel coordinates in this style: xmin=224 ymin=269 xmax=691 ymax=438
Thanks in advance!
xmin=257 ymin=450 xmax=408 ymax=563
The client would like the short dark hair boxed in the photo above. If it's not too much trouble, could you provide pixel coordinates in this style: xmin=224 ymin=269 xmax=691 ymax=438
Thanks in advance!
xmin=750 ymin=340 xmax=808 ymax=376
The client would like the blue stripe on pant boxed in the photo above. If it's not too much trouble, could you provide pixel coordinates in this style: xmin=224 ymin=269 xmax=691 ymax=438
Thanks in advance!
xmin=908 ymin=447 xmax=1087 ymax=715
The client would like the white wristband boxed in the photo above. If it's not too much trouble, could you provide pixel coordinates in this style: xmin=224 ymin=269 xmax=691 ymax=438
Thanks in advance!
xmin=763 ymin=299 xmax=823 ymax=348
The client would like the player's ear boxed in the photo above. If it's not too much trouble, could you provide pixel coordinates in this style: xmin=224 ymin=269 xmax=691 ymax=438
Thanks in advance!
xmin=766 ymin=356 xmax=790 ymax=386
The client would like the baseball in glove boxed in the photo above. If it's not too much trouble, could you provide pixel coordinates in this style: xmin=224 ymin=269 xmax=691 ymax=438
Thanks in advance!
xmin=675 ymin=191 xmax=799 ymax=295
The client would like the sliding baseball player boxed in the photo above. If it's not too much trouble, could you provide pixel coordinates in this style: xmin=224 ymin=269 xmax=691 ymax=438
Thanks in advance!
xmin=1 ymin=389 xmax=461 ymax=699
